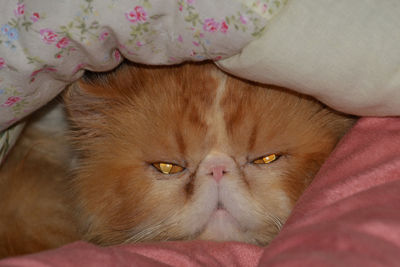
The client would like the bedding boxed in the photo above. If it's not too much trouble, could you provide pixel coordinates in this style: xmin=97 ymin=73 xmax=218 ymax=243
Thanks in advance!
xmin=1 ymin=0 xmax=400 ymax=265
xmin=1 ymin=0 xmax=400 ymax=162
xmin=1 ymin=117 xmax=399 ymax=266
xmin=0 ymin=0 xmax=284 ymax=163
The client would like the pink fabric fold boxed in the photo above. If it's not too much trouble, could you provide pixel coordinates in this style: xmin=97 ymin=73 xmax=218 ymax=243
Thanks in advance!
xmin=1 ymin=117 xmax=400 ymax=266
xmin=0 ymin=241 xmax=263 ymax=267
xmin=259 ymin=117 xmax=400 ymax=266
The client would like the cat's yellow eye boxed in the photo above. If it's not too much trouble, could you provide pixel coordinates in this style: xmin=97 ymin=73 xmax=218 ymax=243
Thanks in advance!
xmin=152 ymin=162 xmax=184 ymax=174
xmin=252 ymin=154 xmax=279 ymax=164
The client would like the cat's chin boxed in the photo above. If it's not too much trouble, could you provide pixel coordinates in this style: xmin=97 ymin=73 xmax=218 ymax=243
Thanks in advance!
xmin=197 ymin=208 xmax=249 ymax=243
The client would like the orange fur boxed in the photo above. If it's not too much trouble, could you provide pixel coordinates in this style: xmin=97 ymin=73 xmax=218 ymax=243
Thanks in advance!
xmin=0 ymin=103 xmax=79 ymax=258
xmin=0 ymin=62 xmax=355 ymax=258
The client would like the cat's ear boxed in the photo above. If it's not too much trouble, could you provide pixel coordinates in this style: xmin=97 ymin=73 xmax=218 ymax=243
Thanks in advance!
xmin=67 ymin=64 xmax=127 ymax=99
xmin=63 ymin=63 xmax=134 ymax=121
xmin=62 ymin=63 xmax=149 ymax=143
xmin=62 ymin=71 xmax=129 ymax=141
xmin=324 ymin=110 xmax=357 ymax=139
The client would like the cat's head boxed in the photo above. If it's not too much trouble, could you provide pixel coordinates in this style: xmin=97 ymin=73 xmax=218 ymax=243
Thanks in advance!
xmin=64 ymin=62 xmax=354 ymax=246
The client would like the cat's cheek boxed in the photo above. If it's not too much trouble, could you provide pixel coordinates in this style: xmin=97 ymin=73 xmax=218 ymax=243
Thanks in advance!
xmin=148 ymin=173 xmax=190 ymax=198
xmin=242 ymin=164 xmax=293 ymax=217
xmin=144 ymin=171 xmax=200 ymax=211
xmin=136 ymin=174 xmax=219 ymax=239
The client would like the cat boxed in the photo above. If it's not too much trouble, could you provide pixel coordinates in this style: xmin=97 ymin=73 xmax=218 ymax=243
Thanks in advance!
xmin=0 ymin=101 xmax=79 ymax=257
xmin=0 ymin=62 xmax=354 ymax=258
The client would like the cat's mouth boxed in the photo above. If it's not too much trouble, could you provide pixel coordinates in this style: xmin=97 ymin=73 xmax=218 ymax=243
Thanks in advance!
xmin=217 ymin=202 xmax=224 ymax=210
xmin=195 ymin=204 xmax=245 ymax=242
xmin=192 ymin=199 xmax=248 ymax=242
xmin=214 ymin=202 xmax=239 ymax=224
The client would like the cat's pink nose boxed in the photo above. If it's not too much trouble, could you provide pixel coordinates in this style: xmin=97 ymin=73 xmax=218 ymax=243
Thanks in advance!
xmin=211 ymin=166 xmax=226 ymax=182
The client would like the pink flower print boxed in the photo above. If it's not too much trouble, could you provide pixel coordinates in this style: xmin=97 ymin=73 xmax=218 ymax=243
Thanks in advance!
xmin=119 ymin=43 xmax=128 ymax=50
xmin=14 ymin=4 xmax=25 ymax=17
xmin=203 ymin=18 xmax=219 ymax=33
xmin=99 ymin=31 xmax=109 ymax=41
xmin=29 ymin=67 xmax=57 ymax=83
xmin=136 ymin=41 xmax=143 ymax=47
xmin=220 ymin=21 xmax=229 ymax=33
xmin=126 ymin=11 xmax=138 ymax=22
xmin=30 ymin=67 xmax=57 ymax=78
xmin=3 ymin=96 xmax=20 ymax=107
xmin=240 ymin=15 xmax=248 ymax=25
xmin=125 ymin=6 xmax=147 ymax=23
xmin=31 ymin=12 xmax=40 ymax=22
xmin=30 ymin=69 xmax=40 ymax=78
xmin=186 ymin=0 xmax=195 ymax=4
xmin=262 ymin=4 xmax=268 ymax=13
xmin=56 ymin=37 xmax=69 ymax=48
xmin=40 ymin=29 xmax=58 ymax=44
xmin=135 ymin=6 xmax=147 ymax=22
xmin=178 ymin=35 xmax=183 ymax=43
xmin=192 ymin=41 xmax=200 ymax=47
xmin=179 ymin=5 xmax=183 ymax=11
xmin=73 ymin=63 xmax=86 ymax=73
xmin=46 ymin=67 xmax=57 ymax=72
xmin=0 ymin=58 xmax=5 ymax=69
xmin=114 ymin=50 xmax=121 ymax=62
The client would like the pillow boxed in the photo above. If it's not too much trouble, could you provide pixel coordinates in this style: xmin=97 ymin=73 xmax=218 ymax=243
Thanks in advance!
xmin=219 ymin=0 xmax=400 ymax=116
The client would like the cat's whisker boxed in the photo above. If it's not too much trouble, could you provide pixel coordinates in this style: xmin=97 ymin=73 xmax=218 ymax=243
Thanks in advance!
xmin=122 ymin=218 xmax=179 ymax=244
xmin=264 ymin=213 xmax=284 ymax=232
xmin=253 ymin=206 xmax=284 ymax=232
xmin=270 ymin=214 xmax=284 ymax=231
xmin=123 ymin=225 xmax=163 ymax=243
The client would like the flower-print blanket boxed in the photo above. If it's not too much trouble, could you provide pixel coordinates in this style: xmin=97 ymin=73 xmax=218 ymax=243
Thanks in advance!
xmin=1 ymin=0 xmax=400 ymax=164
xmin=0 ymin=0 xmax=286 ymax=163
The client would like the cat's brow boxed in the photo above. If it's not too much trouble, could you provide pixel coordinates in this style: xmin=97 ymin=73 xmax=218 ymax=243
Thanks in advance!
xmin=247 ymin=122 xmax=259 ymax=152
xmin=175 ymin=130 xmax=186 ymax=156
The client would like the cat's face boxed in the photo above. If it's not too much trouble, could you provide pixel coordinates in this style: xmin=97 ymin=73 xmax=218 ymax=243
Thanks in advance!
xmin=65 ymin=63 xmax=353 ymax=246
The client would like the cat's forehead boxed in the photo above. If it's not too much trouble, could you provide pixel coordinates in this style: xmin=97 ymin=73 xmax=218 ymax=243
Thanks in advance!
xmin=100 ymin=63 xmax=326 ymax=159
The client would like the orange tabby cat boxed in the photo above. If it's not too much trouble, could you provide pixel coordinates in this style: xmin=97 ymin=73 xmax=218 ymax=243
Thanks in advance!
xmin=0 ymin=62 xmax=354 ymax=258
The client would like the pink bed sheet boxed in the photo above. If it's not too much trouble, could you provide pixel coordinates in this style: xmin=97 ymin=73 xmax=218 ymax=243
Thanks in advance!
xmin=1 ymin=117 xmax=400 ymax=266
